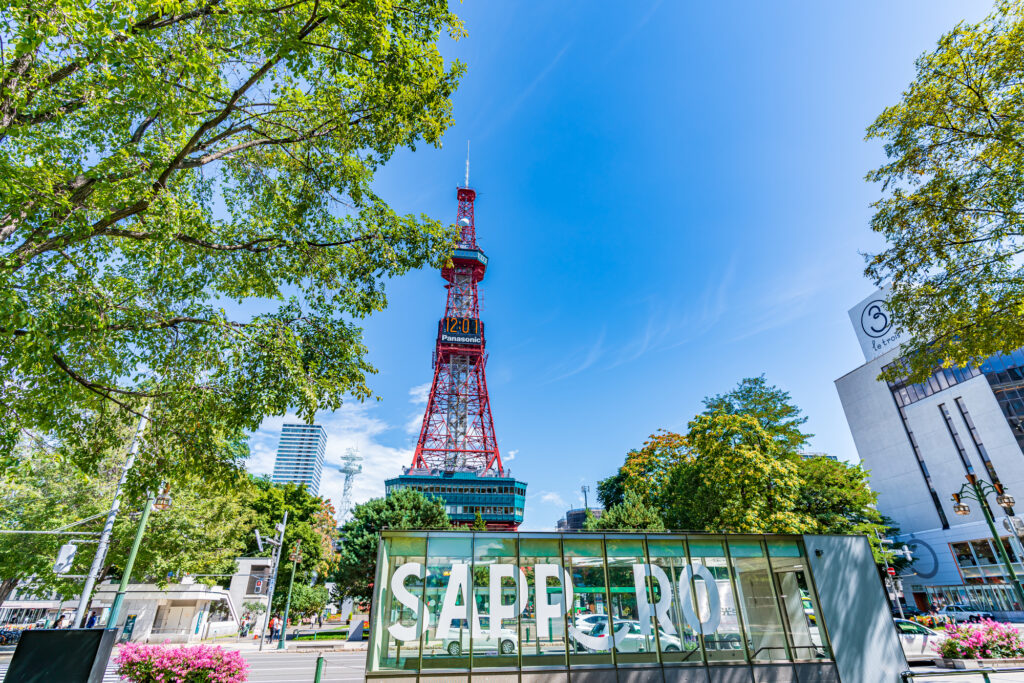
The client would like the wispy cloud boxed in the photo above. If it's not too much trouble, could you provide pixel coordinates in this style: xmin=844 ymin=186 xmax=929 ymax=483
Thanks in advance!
xmin=478 ymin=43 xmax=571 ymax=142
xmin=545 ymin=326 xmax=606 ymax=383
xmin=536 ymin=491 xmax=567 ymax=508
xmin=505 ymin=449 xmax=518 ymax=462
xmin=408 ymin=382 xmax=431 ymax=405
xmin=248 ymin=402 xmax=411 ymax=517
xmin=606 ymin=0 xmax=665 ymax=60
xmin=728 ymin=261 xmax=836 ymax=342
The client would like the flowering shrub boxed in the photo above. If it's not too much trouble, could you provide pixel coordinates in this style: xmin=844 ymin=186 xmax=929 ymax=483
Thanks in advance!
xmin=911 ymin=614 xmax=950 ymax=629
xmin=935 ymin=620 xmax=1024 ymax=660
xmin=114 ymin=642 xmax=248 ymax=682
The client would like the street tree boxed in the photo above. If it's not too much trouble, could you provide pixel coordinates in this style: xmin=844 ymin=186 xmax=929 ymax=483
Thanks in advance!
xmin=584 ymin=490 xmax=665 ymax=532
xmin=273 ymin=583 xmax=330 ymax=622
xmin=0 ymin=0 xmax=464 ymax=489
xmin=242 ymin=477 xmax=339 ymax=595
xmin=333 ymin=488 xmax=450 ymax=604
xmin=471 ymin=510 xmax=487 ymax=530
xmin=596 ymin=467 xmax=627 ymax=509
xmin=618 ymin=431 xmax=689 ymax=507
xmin=660 ymin=413 xmax=808 ymax=533
xmin=865 ymin=1 xmax=1024 ymax=379
xmin=702 ymin=375 xmax=810 ymax=453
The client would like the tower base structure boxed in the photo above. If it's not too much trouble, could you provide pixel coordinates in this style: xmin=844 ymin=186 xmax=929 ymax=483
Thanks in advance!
xmin=386 ymin=469 xmax=526 ymax=530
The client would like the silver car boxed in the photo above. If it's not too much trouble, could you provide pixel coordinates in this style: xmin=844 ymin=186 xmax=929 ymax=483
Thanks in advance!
xmin=894 ymin=618 xmax=946 ymax=662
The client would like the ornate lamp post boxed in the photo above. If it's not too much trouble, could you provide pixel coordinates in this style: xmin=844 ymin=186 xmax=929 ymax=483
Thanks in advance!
xmin=952 ymin=474 xmax=1024 ymax=609
xmin=278 ymin=540 xmax=302 ymax=650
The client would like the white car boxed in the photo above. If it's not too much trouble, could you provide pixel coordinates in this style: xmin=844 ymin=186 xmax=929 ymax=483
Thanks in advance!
xmin=442 ymin=627 xmax=518 ymax=656
xmin=586 ymin=619 xmax=691 ymax=653
xmin=938 ymin=604 xmax=994 ymax=624
xmin=574 ymin=614 xmax=610 ymax=635
xmin=895 ymin=618 xmax=946 ymax=662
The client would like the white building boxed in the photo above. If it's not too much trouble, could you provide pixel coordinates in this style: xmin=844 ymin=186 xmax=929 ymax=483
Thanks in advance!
xmin=271 ymin=423 xmax=326 ymax=495
xmin=835 ymin=291 xmax=1024 ymax=615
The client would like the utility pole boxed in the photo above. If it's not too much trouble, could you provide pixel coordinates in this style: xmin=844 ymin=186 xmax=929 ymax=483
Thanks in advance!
xmin=581 ymin=485 xmax=590 ymax=510
xmin=257 ymin=512 xmax=288 ymax=652
xmin=875 ymin=529 xmax=904 ymax=620
xmin=73 ymin=409 xmax=149 ymax=628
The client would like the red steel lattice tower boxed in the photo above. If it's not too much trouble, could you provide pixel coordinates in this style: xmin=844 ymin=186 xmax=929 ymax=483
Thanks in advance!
xmin=389 ymin=183 xmax=525 ymax=530
xmin=412 ymin=186 xmax=503 ymax=475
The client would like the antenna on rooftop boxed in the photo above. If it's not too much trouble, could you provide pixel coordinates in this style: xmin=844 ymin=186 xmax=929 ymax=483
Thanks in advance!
xmin=464 ymin=140 xmax=470 ymax=187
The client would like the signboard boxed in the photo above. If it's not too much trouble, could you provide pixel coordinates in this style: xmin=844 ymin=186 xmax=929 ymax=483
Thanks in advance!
xmin=385 ymin=561 xmax=722 ymax=651
xmin=438 ymin=317 xmax=483 ymax=346
xmin=848 ymin=289 xmax=906 ymax=362
xmin=119 ymin=615 xmax=137 ymax=643
xmin=886 ymin=567 xmax=896 ymax=576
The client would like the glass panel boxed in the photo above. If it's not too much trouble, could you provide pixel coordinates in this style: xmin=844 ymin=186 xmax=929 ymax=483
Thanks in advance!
xmin=952 ymin=542 xmax=976 ymax=566
xmin=471 ymin=535 xmax=519 ymax=668
xmin=519 ymin=536 xmax=567 ymax=668
xmin=972 ymin=540 xmax=997 ymax=565
xmin=729 ymin=539 xmax=790 ymax=662
xmin=603 ymin=537 xmax=656 ymax=664
xmin=689 ymin=539 xmax=745 ymax=662
xmin=563 ymin=537 xmax=612 ymax=666
xmin=647 ymin=537 xmax=702 ymax=664
xmin=422 ymin=534 xmax=472 ymax=670
xmin=373 ymin=535 xmax=426 ymax=672
xmin=768 ymin=541 xmax=830 ymax=661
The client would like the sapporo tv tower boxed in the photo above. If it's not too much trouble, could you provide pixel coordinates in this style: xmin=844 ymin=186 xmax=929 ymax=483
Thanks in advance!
xmin=385 ymin=164 xmax=526 ymax=530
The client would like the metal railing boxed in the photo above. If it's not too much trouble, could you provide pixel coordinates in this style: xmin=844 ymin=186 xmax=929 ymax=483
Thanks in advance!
xmin=902 ymin=666 xmax=1024 ymax=681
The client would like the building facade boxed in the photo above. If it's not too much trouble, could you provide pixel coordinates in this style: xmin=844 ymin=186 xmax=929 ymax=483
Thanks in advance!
xmin=835 ymin=291 xmax=1024 ymax=613
xmin=271 ymin=423 xmax=326 ymax=495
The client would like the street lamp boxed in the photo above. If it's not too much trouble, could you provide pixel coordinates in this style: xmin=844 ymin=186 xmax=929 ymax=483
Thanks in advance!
xmin=278 ymin=540 xmax=302 ymax=651
xmin=153 ymin=486 xmax=173 ymax=512
xmin=951 ymin=474 xmax=1024 ymax=609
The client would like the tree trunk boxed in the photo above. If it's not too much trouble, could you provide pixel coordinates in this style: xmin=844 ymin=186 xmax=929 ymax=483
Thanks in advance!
xmin=0 ymin=577 xmax=20 ymax=610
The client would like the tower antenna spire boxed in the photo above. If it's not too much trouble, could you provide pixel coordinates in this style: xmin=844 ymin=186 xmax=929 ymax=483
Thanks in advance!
xmin=464 ymin=140 xmax=470 ymax=187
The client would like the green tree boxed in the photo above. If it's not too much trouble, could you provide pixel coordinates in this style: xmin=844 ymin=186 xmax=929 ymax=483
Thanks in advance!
xmin=273 ymin=582 xmax=329 ymax=622
xmin=619 ymin=431 xmax=689 ymax=506
xmin=864 ymin=1 xmax=1024 ymax=380
xmin=333 ymin=488 xmax=450 ymax=604
xmin=0 ymin=0 xmax=464 ymax=488
xmin=661 ymin=413 xmax=808 ymax=533
xmin=702 ymin=375 xmax=811 ymax=453
xmin=0 ymin=437 xmax=254 ymax=605
xmin=584 ymin=489 xmax=665 ymax=531
xmin=794 ymin=456 xmax=882 ymax=534
xmin=241 ymin=477 xmax=339 ymax=597
xmin=596 ymin=467 xmax=627 ymax=509
xmin=471 ymin=510 xmax=487 ymax=530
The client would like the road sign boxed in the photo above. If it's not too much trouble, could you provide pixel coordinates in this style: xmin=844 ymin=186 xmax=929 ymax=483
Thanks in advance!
xmin=886 ymin=567 xmax=896 ymax=576
xmin=54 ymin=544 xmax=77 ymax=574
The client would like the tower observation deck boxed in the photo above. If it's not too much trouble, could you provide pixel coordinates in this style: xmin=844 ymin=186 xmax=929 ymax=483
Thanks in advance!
xmin=385 ymin=185 xmax=526 ymax=530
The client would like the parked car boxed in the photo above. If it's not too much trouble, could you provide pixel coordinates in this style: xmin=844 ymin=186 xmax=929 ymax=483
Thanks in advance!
xmin=586 ymin=620 xmax=691 ymax=653
xmin=894 ymin=618 xmax=946 ymax=662
xmin=892 ymin=605 xmax=924 ymax=619
xmin=574 ymin=613 xmax=610 ymax=635
xmin=440 ymin=619 xmax=518 ymax=656
xmin=938 ymin=604 xmax=995 ymax=624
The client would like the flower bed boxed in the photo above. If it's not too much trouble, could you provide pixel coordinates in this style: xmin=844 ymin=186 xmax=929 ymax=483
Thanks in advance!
xmin=114 ymin=642 xmax=248 ymax=682
xmin=935 ymin=619 xmax=1024 ymax=666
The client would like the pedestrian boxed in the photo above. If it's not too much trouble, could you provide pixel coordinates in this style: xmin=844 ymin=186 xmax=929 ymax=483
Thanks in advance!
xmin=270 ymin=615 xmax=280 ymax=641
xmin=54 ymin=615 xmax=66 ymax=630
xmin=86 ymin=611 xmax=97 ymax=628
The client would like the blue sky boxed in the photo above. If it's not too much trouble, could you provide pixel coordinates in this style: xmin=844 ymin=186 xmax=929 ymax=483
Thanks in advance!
xmin=248 ymin=1 xmax=994 ymax=528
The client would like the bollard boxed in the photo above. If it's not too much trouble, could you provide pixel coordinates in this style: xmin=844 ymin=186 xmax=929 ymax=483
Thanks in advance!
xmin=313 ymin=653 xmax=326 ymax=682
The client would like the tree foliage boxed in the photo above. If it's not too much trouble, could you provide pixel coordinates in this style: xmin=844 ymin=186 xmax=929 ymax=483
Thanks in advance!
xmin=617 ymin=432 xmax=689 ymax=507
xmin=0 ymin=0 xmax=464 ymax=488
xmin=471 ymin=510 xmax=487 ymax=530
xmin=273 ymin=582 xmax=329 ymax=621
xmin=0 ymin=436 xmax=254 ymax=605
xmin=241 ymin=477 xmax=338 ymax=595
xmin=584 ymin=489 xmax=664 ymax=532
xmin=865 ymin=1 xmax=1024 ymax=379
xmin=661 ymin=413 xmax=807 ymax=533
xmin=702 ymin=375 xmax=810 ymax=453
xmin=596 ymin=467 xmax=626 ymax=509
xmin=333 ymin=488 xmax=449 ymax=604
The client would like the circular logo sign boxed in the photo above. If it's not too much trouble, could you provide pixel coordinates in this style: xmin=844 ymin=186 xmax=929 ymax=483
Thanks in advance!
xmin=860 ymin=300 xmax=892 ymax=339
xmin=907 ymin=538 xmax=939 ymax=579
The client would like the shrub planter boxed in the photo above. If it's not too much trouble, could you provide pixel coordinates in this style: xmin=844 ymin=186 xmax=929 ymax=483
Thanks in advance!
xmin=940 ymin=657 xmax=1024 ymax=670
